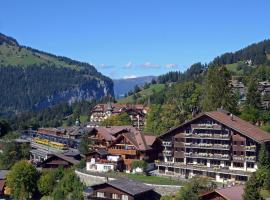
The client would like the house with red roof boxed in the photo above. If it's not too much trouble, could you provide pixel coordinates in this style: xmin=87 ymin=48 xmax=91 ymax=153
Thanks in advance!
xmin=200 ymin=185 xmax=244 ymax=200
xmin=156 ymin=109 xmax=270 ymax=183
xmin=89 ymin=102 xmax=148 ymax=129
xmin=86 ymin=126 xmax=162 ymax=172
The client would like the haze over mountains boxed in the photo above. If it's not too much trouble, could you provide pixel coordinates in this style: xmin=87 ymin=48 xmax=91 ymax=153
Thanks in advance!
xmin=113 ymin=76 xmax=155 ymax=98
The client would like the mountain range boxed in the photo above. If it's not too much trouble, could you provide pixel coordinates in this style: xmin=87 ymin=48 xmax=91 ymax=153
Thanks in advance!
xmin=0 ymin=33 xmax=114 ymax=114
xmin=113 ymin=76 xmax=155 ymax=98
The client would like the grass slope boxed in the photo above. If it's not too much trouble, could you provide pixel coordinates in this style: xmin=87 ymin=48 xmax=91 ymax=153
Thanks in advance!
xmin=0 ymin=43 xmax=80 ymax=70
xmin=117 ymin=84 xmax=165 ymax=104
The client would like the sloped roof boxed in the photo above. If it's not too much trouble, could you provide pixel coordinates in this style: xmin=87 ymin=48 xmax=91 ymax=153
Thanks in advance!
xmin=160 ymin=111 xmax=270 ymax=143
xmin=144 ymin=135 xmax=157 ymax=146
xmin=95 ymin=126 xmax=136 ymax=142
xmin=39 ymin=153 xmax=80 ymax=166
xmin=107 ymin=178 xmax=153 ymax=196
xmin=119 ymin=131 xmax=151 ymax=151
xmin=215 ymin=185 xmax=244 ymax=200
xmin=207 ymin=111 xmax=270 ymax=142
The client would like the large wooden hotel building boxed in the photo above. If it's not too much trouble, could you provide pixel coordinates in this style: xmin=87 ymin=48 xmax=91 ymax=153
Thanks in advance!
xmin=157 ymin=109 xmax=270 ymax=183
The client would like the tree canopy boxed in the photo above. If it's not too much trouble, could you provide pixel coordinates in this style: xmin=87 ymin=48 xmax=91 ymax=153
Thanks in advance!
xmin=6 ymin=160 xmax=39 ymax=200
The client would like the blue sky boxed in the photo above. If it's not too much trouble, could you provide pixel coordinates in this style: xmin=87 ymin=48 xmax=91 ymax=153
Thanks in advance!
xmin=1 ymin=0 xmax=270 ymax=79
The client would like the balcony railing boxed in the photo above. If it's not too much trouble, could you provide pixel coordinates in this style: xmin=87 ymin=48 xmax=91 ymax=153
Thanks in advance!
xmin=185 ymin=152 xmax=230 ymax=160
xmin=163 ymin=150 xmax=172 ymax=157
xmin=108 ymin=148 xmax=137 ymax=155
xmin=174 ymin=141 xmax=185 ymax=148
xmin=155 ymin=161 xmax=252 ymax=176
xmin=233 ymin=156 xmax=256 ymax=162
xmin=185 ymin=133 xmax=230 ymax=140
xmin=191 ymin=123 xmax=222 ymax=130
xmin=245 ymin=145 xmax=256 ymax=151
xmin=174 ymin=151 xmax=184 ymax=158
xmin=184 ymin=143 xmax=230 ymax=150
xmin=163 ymin=141 xmax=172 ymax=147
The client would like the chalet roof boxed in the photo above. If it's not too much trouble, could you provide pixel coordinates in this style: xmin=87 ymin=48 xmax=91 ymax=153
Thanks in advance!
xmin=144 ymin=135 xmax=157 ymax=146
xmin=39 ymin=153 xmax=80 ymax=166
xmin=160 ymin=110 xmax=270 ymax=143
xmin=120 ymin=131 xmax=151 ymax=151
xmin=207 ymin=111 xmax=270 ymax=142
xmin=107 ymin=178 xmax=153 ymax=196
xmin=201 ymin=185 xmax=244 ymax=200
xmin=95 ymin=126 xmax=136 ymax=142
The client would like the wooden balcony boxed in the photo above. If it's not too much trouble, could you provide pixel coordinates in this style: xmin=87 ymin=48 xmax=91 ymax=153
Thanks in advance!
xmin=108 ymin=148 xmax=137 ymax=155
xmin=191 ymin=123 xmax=222 ymax=130
xmin=174 ymin=141 xmax=185 ymax=148
xmin=232 ymin=145 xmax=245 ymax=151
xmin=185 ymin=133 xmax=230 ymax=140
xmin=174 ymin=151 xmax=184 ymax=158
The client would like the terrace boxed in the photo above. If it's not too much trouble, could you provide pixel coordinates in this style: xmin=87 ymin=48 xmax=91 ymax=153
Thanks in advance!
xmin=156 ymin=161 xmax=251 ymax=176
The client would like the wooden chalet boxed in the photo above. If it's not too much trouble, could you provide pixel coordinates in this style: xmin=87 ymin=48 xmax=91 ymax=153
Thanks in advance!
xmin=107 ymin=131 xmax=162 ymax=170
xmin=200 ymin=185 xmax=244 ymax=200
xmin=83 ymin=178 xmax=160 ymax=200
xmin=38 ymin=153 xmax=80 ymax=169
xmin=88 ymin=126 xmax=137 ymax=150
xmin=90 ymin=102 xmax=148 ymax=129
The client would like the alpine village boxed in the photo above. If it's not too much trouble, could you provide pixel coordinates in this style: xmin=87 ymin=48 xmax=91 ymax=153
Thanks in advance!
xmin=2 ymin=3 xmax=270 ymax=200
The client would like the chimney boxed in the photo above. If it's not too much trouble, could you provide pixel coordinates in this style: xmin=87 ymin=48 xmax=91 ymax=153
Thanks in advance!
xmin=230 ymin=113 xmax=234 ymax=121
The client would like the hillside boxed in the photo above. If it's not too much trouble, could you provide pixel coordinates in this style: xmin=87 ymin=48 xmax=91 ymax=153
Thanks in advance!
xmin=113 ymin=76 xmax=155 ymax=98
xmin=117 ymin=84 xmax=165 ymax=104
xmin=0 ymin=33 xmax=114 ymax=114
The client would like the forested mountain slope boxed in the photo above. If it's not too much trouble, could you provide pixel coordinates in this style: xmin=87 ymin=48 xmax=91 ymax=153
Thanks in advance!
xmin=0 ymin=33 xmax=114 ymax=114
xmin=121 ymin=39 xmax=270 ymax=136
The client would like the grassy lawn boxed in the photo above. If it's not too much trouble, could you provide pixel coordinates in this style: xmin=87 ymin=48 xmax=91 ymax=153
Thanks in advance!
xmin=80 ymin=115 xmax=89 ymax=123
xmin=123 ymin=173 xmax=183 ymax=185
xmin=226 ymin=62 xmax=244 ymax=75
xmin=117 ymin=84 xmax=165 ymax=104
xmin=261 ymin=189 xmax=270 ymax=199
xmin=106 ymin=171 xmax=184 ymax=185
xmin=77 ymin=169 xmax=183 ymax=185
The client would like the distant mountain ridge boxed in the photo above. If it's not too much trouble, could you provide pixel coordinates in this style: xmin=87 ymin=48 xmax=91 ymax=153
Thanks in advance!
xmin=0 ymin=33 xmax=114 ymax=114
xmin=113 ymin=76 xmax=155 ymax=98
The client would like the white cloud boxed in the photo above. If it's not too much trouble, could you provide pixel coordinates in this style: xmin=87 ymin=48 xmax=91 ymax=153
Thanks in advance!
xmin=124 ymin=61 xmax=133 ymax=68
xmin=123 ymin=75 xmax=137 ymax=79
xmin=165 ymin=63 xmax=178 ymax=68
xmin=140 ymin=61 xmax=160 ymax=68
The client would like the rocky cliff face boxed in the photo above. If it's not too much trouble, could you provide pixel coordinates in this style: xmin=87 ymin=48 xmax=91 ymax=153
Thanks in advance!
xmin=0 ymin=33 xmax=114 ymax=113
xmin=35 ymin=79 xmax=114 ymax=110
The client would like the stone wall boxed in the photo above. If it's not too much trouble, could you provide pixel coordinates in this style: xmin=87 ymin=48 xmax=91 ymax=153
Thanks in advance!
xmin=75 ymin=170 xmax=181 ymax=196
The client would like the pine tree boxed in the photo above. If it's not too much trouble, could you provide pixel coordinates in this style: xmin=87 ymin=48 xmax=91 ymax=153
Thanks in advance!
xmin=202 ymin=66 xmax=238 ymax=113
xmin=258 ymin=143 xmax=270 ymax=169
xmin=243 ymin=173 xmax=263 ymax=200
xmin=245 ymin=78 xmax=261 ymax=109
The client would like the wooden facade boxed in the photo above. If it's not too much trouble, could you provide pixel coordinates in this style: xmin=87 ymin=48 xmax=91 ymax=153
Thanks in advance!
xmin=157 ymin=110 xmax=270 ymax=183
xmin=84 ymin=179 xmax=161 ymax=200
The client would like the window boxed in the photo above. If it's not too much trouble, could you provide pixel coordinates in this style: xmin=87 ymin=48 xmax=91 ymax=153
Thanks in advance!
xmin=97 ymin=192 xmax=105 ymax=198
xmin=247 ymin=162 xmax=254 ymax=168
xmin=104 ymin=165 xmax=112 ymax=171
xmin=121 ymin=194 xmax=129 ymax=200
xmin=112 ymin=193 xmax=119 ymax=199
